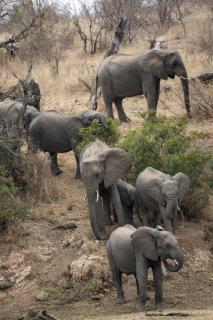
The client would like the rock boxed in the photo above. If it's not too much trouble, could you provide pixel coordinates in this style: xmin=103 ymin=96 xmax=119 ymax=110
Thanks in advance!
xmin=16 ymin=266 xmax=33 ymax=285
xmin=35 ymin=291 xmax=50 ymax=302
xmin=0 ymin=275 xmax=13 ymax=290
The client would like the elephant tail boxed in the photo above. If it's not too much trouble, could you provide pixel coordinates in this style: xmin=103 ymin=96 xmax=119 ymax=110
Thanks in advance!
xmin=91 ymin=76 xmax=98 ymax=110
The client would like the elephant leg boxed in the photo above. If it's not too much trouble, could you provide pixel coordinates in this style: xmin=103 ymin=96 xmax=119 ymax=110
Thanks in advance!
xmin=138 ymin=200 xmax=149 ymax=226
xmin=123 ymin=205 xmax=133 ymax=224
xmin=144 ymin=78 xmax=160 ymax=117
xmin=49 ymin=152 xmax=63 ymax=175
xmin=111 ymin=184 xmax=126 ymax=226
xmin=74 ymin=153 xmax=81 ymax=179
xmin=103 ymin=94 xmax=114 ymax=119
xmin=102 ymin=187 xmax=113 ymax=226
xmin=152 ymin=261 xmax=163 ymax=311
xmin=107 ymin=245 xmax=125 ymax=304
xmin=135 ymin=251 xmax=148 ymax=311
xmin=114 ymin=98 xmax=131 ymax=123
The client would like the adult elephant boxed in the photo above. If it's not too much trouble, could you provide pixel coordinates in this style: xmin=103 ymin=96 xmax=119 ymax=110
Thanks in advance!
xmin=136 ymin=167 xmax=190 ymax=234
xmin=80 ymin=139 xmax=131 ymax=240
xmin=23 ymin=108 xmax=108 ymax=178
xmin=107 ymin=225 xmax=184 ymax=311
xmin=93 ymin=49 xmax=191 ymax=122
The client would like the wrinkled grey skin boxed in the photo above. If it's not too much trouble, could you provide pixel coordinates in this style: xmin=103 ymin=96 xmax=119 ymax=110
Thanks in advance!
xmin=0 ymin=98 xmax=34 ymax=131
xmin=80 ymin=140 xmax=131 ymax=240
xmin=23 ymin=108 xmax=108 ymax=178
xmin=116 ymin=179 xmax=137 ymax=224
xmin=106 ymin=225 xmax=184 ymax=311
xmin=93 ymin=49 xmax=191 ymax=122
xmin=136 ymin=167 xmax=190 ymax=234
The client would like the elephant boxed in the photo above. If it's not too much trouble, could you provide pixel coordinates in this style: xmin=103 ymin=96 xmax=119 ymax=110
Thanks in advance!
xmin=93 ymin=49 xmax=191 ymax=122
xmin=0 ymin=98 xmax=34 ymax=132
xmin=80 ymin=139 xmax=131 ymax=240
xmin=116 ymin=179 xmax=137 ymax=224
xmin=106 ymin=224 xmax=184 ymax=311
xmin=136 ymin=167 xmax=190 ymax=234
xmin=23 ymin=108 xmax=108 ymax=178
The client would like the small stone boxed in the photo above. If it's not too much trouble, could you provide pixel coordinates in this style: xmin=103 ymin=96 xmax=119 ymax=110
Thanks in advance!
xmin=0 ymin=276 xmax=13 ymax=290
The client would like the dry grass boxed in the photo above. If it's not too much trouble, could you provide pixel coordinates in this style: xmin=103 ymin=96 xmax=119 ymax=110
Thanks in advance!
xmin=24 ymin=152 xmax=64 ymax=203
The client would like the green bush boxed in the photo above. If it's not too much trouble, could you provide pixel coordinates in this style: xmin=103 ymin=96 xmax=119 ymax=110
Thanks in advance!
xmin=0 ymin=130 xmax=28 ymax=228
xmin=120 ymin=115 xmax=213 ymax=219
xmin=77 ymin=118 xmax=120 ymax=154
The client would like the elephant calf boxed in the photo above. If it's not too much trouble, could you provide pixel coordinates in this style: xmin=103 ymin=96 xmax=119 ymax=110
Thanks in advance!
xmin=107 ymin=225 xmax=184 ymax=311
xmin=116 ymin=179 xmax=137 ymax=224
xmin=136 ymin=167 xmax=190 ymax=233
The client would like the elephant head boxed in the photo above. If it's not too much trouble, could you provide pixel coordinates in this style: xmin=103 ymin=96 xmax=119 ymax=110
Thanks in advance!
xmin=141 ymin=49 xmax=191 ymax=118
xmin=131 ymin=226 xmax=184 ymax=272
xmin=146 ymin=172 xmax=190 ymax=233
xmin=80 ymin=140 xmax=131 ymax=239
xmin=22 ymin=106 xmax=40 ymax=132
xmin=80 ymin=110 xmax=108 ymax=128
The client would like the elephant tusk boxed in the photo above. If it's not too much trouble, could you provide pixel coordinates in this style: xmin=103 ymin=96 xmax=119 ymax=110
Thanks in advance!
xmin=96 ymin=190 xmax=99 ymax=202
xmin=174 ymin=259 xmax=179 ymax=265
xmin=177 ymin=204 xmax=181 ymax=211
xmin=83 ymin=194 xmax=87 ymax=201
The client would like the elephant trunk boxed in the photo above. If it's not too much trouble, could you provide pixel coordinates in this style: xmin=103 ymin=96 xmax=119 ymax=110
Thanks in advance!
xmin=179 ymin=68 xmax=191 ymax=119
xmin=162 ymin=250 xmax=184 ymax=272
xmin=164 ymin=198 xmax=177 ymax=234
xmin=87 ymin=187 xmax=107 ymax=240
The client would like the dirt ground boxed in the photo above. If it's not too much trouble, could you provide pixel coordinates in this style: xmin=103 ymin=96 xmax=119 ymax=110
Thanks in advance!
xmin=0 ymin=90 xmax=213 ymax=320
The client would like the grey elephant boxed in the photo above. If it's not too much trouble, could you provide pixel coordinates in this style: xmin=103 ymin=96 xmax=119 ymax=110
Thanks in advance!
xmin=106 ymin=224 xmax=184 ymax=311
xmin=116 ymin=179 xmax=137 ymax=224
xmin=136 ymin=167 xmax=190 ymax=233
xmin=93 ymin=49 xmax=191 ymax=122
xmin=80 ymin=139 xmax=131 ymax=240
xmin=23 ymin=108 xmax=108 ymax=178
xmin=0 ymin=98 xmax=34 ymax=132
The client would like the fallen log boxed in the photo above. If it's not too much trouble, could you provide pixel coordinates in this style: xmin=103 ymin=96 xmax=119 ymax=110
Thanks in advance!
xmin=195 ymin=72 xmax=213 ymax=83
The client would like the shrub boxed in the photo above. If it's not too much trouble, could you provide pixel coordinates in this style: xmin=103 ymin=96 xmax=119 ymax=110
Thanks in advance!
xmin=120 ymin=115 xmax=213 ymax=220
xmin=77 ymin=118 xmax=120 ymax=154
xmin=0 ymin=130 xmax=28 ymax=228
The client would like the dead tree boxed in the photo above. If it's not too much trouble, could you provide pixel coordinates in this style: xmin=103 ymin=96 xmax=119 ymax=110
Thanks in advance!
xmin=90 ymin=17 xmax=128 ymax=107
xmin=104 ymin=16 xmax=128 ymax=57
xmin=13 ymin=64 xmax=41 ymax=111
xmin=0 ymin=13 xmax=45 ymax=57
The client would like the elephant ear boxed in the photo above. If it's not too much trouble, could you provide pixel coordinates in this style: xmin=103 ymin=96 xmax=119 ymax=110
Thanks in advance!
xmin=146 ymin=177 xmax=162 ymax=203
xmin=172 ymin=172 xmax=190 ymax=202
xmin=131 ymin=227 xmax=159 ymax=261
xmin=142 ymin=50 xmax=168 ymax=80
xmin=99 ymin=148 xmax=131 ymax=188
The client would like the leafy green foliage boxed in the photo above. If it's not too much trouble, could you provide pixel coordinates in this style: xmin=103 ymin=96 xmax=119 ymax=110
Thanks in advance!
xmin=0 ymin=130 xmax=28 ymax=227
xmin=77 ymin=118 xmax=120 ymax=154
xmin=120 ymin=115 xmax=213 ymax=219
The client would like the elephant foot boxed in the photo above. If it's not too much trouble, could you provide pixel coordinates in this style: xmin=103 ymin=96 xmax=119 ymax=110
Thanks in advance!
xmin=155 ymin=302 xmax=163 ymax=312
xmin=75 ymin=172 xmax=81 ymax=179
xmin=51 ymin=167 xmax=63 ymax=175
xmin=119 ymin=116 xmax=131 ymax=124
xmin=136 ymin=299 xmax=145 ymax=312
xmin=116 ymin=295 xmax=125 ymax=305
xmin=96 ymin=232 xmax=108 ymax=241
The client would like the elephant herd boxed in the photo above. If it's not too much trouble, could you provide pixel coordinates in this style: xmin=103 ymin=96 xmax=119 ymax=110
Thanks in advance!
xmin=0 ymin=48 xmax=192 ymax=312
